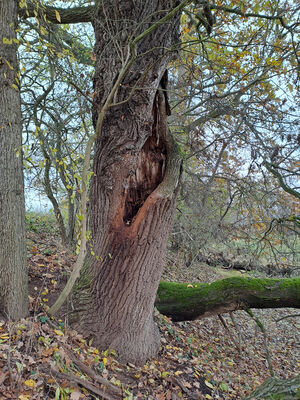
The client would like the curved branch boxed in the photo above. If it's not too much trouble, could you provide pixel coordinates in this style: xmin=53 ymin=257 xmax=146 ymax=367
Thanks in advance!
xmin=18 ymin=2 xmax=94 ymax=24
xmin=264 ymin=161 xmax=300 ymax=199
xmin=210 ymin=3 xmax=294 ymax=30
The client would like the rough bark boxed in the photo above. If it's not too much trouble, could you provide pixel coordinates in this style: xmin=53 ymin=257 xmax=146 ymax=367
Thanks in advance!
xmin=0 ymin=0 xmax=28 ymax=319
xmin=73 ymin=1 xmax=182 ymax=364
xmin=156 ymin=277 xmax=300 ymax=321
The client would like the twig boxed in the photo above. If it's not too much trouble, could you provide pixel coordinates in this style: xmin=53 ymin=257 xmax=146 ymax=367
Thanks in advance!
xmin=62 ymin=344 xmax=123 ymax=396
xmin=229 ymin=311 xmax=242 ymax=354
xmin=170 ymin=376 xmax=199 ymax=400
xmin=50 ymin=367 xmax=121 ymax=400
xmin=218 ymin=314 xmax=241 ymax=354
xmin=276 ymin=313 xmax=300 ymax=322
xmin=245 ymin=308 xmax=275 ymax=377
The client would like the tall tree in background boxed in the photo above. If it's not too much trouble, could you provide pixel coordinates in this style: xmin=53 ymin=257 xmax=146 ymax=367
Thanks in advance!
xmin=0 ymin=0 xmax=28 ymax=319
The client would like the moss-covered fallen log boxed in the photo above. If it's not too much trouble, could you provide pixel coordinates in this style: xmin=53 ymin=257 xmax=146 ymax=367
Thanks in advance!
xmin=245 ymin=374 xmax=300 ymax=399
xmin=155 ymin=277 xmax=300 ymax=321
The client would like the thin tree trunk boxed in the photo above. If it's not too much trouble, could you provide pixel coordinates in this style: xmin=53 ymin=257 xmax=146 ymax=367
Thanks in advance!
xmin=43 ymin=155 xmax=67 ymax=246
xmin=0 ymin=0 xmax=28 ymax=320
xmin=156 ymin=277 xmax=300 ymax=321
xmin=67 ymin=194 xmax=75 ymax=246
xmin=73 ymin=1 xmax=182 ymax=364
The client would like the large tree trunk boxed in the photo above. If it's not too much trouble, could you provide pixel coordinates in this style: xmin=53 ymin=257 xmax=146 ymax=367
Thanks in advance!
xmin=156 ymin=277 xmax=300 ymax=321
xmin=0 ymin=0 xmax=28 ymax=319
xmin=74 ymin=1 xmax=182 ymax=364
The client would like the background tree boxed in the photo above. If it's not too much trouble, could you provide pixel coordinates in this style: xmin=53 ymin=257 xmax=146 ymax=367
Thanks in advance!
xmin=167 ymin=0 xmax=299 ymax=270
xmin=0 ymin=0 xmax=28 ymax=320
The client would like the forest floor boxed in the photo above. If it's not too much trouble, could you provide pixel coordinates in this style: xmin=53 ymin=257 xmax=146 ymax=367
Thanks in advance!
xmin=0 ymin=229 xmax=299 ymax=400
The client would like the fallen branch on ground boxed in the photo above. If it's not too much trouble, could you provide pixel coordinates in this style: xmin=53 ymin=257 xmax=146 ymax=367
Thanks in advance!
xmin=155 ymin=277 xmax=300 ymax=321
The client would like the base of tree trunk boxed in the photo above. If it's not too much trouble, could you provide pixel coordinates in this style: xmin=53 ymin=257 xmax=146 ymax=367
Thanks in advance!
xmin=90 ymin=315 xmax=161 ymax=364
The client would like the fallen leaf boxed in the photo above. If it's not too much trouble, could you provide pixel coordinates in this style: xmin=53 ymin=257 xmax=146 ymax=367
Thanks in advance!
xmin=24 ymin=379 xmax=35 ymax=388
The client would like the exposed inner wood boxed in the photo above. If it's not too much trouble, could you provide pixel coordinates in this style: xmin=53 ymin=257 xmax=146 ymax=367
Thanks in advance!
xmin=123 ymin=92 xmax=167 ymax=225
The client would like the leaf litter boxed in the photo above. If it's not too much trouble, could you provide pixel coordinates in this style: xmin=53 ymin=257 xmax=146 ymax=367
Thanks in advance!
xmin=0 ymin=231 xmax=298 ymax=399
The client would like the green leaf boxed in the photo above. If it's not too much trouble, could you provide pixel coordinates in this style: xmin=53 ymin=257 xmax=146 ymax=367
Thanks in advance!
xmin=219 ymin=382 xmax=229 ymax=392
xmin=16 ymin=361 xmax=24 ymax=373
xmin=98 ymin=361 xmax=104 ymax=372
xmin=40 ymin=316 xmax=48 ymax=324
xmin=55 ymin=386 xmax=60 ymax=400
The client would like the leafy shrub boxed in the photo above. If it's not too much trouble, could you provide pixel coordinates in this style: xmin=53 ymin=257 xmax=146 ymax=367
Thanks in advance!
xmin=25 ymin=212 xmax=58 ymax=235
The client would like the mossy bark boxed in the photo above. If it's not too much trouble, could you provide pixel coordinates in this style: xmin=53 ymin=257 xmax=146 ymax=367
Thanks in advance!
xmin=155 ymin=277 xmax=300 ymax=321
xmin=245 ymin=374 xmax=300 ymax=400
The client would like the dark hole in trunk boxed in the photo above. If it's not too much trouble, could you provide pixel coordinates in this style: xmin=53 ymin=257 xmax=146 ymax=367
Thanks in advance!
xmin=123 ymin=94 xmax=167 ymax=225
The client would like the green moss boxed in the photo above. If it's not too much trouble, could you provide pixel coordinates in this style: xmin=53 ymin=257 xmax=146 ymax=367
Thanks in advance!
xmin=158 ymin=277 xmax=300 ymax=299
xmin=156 ymin=277 xmax=300 ymax=318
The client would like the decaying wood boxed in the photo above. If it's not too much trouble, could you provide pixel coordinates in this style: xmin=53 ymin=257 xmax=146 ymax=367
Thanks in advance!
xmin=155 ymin=277 xmax=300 ymax=321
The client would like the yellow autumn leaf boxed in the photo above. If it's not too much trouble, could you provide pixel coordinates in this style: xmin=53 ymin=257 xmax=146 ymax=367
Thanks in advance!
xmin=54 ymin=329 xmax=64 ymax=336
xmin=3 ymin=38 xmax=13 ymax=44
xmin=102 ymin=357 xmax=107 ymax=365
xmin=174 ymin=370 xmax=183 ymax=376
xmin=55 ymin=10 xmax=61 ymax=22
xmin=40 ymin=26 xmax=47 ymax=35
xmin=19 ymin=395 xmax=30 ymax=400
xmin=0 ymin=334 xmax=9 ymax=339
xmin=5 ymin=59 xmax=14 ymax=70
xmin=24 ymin=379 xmax=35 ymax=388
xmin=205 ymin=380 xmax=214 ymax=389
